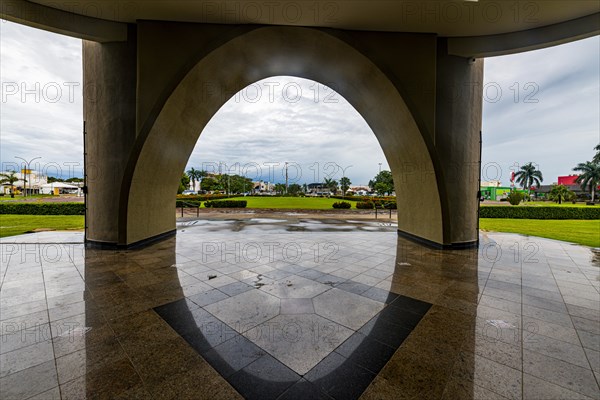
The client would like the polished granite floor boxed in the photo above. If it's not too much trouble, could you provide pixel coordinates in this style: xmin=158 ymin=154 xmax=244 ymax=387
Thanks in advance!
xmin=0 ymin=219 xmax=598 ymax=399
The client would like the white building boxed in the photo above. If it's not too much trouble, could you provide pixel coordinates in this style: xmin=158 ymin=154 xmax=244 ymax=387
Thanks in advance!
xmin=481 ymin=180 xmax=502 ymax=187
xmin=40 ymin=182 xmax=81 ymax=195
xmin=253 ymin=181 xmax=274 ymax=194
xmin=1 ymin=169 xmax=48 ymax=195
xmin=349 ymin=185 xmax=371 ymax=196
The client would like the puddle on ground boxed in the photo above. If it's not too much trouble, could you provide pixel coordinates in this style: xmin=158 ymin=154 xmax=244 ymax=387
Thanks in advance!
xmin=176 ymin=217 xmax=397 ymax=233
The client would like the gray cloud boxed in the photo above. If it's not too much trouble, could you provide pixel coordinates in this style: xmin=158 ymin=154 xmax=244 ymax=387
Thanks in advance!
xmin=1 ymin=20 xmax=598 ymax=187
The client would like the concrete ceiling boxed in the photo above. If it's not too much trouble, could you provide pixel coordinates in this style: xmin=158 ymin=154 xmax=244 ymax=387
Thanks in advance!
xmin=27 ymin=0 xmax=600 ymax=37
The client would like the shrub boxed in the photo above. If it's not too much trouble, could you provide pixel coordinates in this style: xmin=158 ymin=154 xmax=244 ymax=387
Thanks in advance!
xmin=356 ymin=201 xmax=374 ymax=209
xmin=175 ymin=200 xmax=201 ymax=208
xmin=384 ymin=201 xmax=397 ymax=209
xmin=0 ymin=202 xmax=85 ymax=215
xmin=204 ymin=200 xmax=247 ymax=208
xmin=506 ymin=191 xmax=524 ymax=205
xmin=176 ymin=194 xmax=233 ymax=202
xmin=480 ymin=206 xmax=600 ymax=219
xmin=332 ymin=201 xmax=351 ymax=209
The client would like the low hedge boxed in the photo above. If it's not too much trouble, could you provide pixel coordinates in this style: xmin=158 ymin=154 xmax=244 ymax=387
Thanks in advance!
xmin=0 ymin=202 xmax=85 ymax=215
xmin=332 ymin=201 xmax=351 ymax=209
xmin=383 ymin=201 xmax=397 ymax=209
xmin=176 ymin=200 xmax=202 ymax=208
xmin=356 ymin=201 xmax=374 ymax=209
xmin=480 ymin=206 xmax=600 ymax=219
xmin=176 ymin=194 xmax=234 ymax=201
xmin=204 ymin=200 xmax=247 ymax=208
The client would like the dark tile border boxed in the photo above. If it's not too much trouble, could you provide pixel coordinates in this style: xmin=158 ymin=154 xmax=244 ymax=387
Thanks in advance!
xmin=155 ymin=293 xmax=431 ymax=400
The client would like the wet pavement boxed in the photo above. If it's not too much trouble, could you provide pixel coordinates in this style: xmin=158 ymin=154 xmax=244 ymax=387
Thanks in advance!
xmin=0 ymin=218 xmax=598 ymax=399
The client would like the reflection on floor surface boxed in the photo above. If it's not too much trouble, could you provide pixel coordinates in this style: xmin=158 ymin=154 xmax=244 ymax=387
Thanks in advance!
xmin=0 ymin=219 xmax=598 ymax=399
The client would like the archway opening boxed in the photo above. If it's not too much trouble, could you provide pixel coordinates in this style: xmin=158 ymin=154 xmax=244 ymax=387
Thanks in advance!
xmin=182 ymin=75 xmax=390 ymax=202
xmin=124 ymin=26 xmax=444 ymax=247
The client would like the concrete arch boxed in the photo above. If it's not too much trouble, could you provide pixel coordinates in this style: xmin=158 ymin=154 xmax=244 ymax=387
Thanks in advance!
xmin=123 ymin=26 xmax=445 ymax=246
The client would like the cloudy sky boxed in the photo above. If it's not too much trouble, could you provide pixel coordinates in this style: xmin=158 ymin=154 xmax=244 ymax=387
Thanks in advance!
xmin=1 ymin=20 xmax=598 ymax=186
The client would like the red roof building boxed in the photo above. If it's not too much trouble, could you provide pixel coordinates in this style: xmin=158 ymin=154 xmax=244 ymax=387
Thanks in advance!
xmin=558 ymin=175 xmax=579 ymax=186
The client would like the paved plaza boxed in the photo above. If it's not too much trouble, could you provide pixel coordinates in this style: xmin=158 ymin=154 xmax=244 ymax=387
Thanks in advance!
xmin=0 ymin=219 xmax=598 ymax=399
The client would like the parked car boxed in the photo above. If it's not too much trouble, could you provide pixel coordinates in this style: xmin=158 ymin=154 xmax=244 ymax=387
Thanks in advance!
xmin=181 ymin=190 xmax=196 ymax=195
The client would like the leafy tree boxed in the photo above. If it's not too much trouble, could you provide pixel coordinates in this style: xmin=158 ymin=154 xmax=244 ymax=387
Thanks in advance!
xmin=514 ymin=163 xmax=543 ymax=198
xmin=548 ymin=184 xmax=574 ymax=204
xmin=48 ymin=176 xmax=63 ymax=183
xmin=197 ymin=170 xmax=208 ymax=192
xmin=340 ymin=177 xmax=351 ymax=196
xmin=65 ymin=177 xmax=83 ymax=183
xmin=200 ymin=177 xmax=221 ymax=192
xmin=302 ymin=183 xmax=308 ymax=193
xmin=178 ymin=173 xmax=190 ymax=194
xmin=323 ymin=178 xmax=338 ymax=195
xmin=0 ymin=171 xmax=23 ymax=198
xmin=573 ymin=161 xmax=600 ymax=202
xmin=593 ymin=144 xmax=600 ymax=164
xmin=227 ymin=175 xmax=254 ymax=194
xmin=274 ymin=183 xmax=286 ymax=195
xmin=288 ymin=183 xmax=302 ymax=195
xmin=217 ymin=174 xmax=230 ymax=194
xmin=369 ymin=170 xmax=394 ymax=196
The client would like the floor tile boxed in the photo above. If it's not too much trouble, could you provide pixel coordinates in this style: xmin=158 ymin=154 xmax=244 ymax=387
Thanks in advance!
xmin=245 ymin=313 xmax=353 ymax=375
xmin=0 ymin=360 xmax=58 ymax=399
xmin=205 ymin=290 xmax=280 ymax=333
xmin=187 ymin=288 xmax=230 ymax=307
xmin=305 ymin=352 xmax=376 ymax=400
xmin=202 ymin=336 xmax=267 ymax=378
xmin=313 ymin=288 xmax=384 ymax=330
xmin=261 ymin=275 xmax=330 ymax=299
xmin=280 ymin=298 xmax=315 ymax=314
xmin=523 ymin=349 xmax=599 ymax=398
xmin=228 ymin=354 xmax=301 ymax=400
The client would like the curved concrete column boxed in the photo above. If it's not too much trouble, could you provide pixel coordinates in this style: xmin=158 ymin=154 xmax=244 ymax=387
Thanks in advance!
xmin=435 ymin=40 xmax=484 ymax=246
xmin=83 ymin=26 xmax=137 ymax=244
xmin=123 ymin=26 xmax=445 ymax=246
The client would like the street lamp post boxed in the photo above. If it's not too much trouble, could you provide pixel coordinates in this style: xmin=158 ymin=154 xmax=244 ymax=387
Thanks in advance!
xmin=378 ymin=163 xmax=382 ymax=173
xmin=15 ymin=156 xmax=41 ymax=197
xmin=285 ymin=162 xmax=289 ymax=195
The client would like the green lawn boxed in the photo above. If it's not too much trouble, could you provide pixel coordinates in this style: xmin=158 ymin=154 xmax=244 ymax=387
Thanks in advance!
xmin=481 ymin=201 xmax=593 ymax=208
xmin=480 ymin=219 xmax=600 ymax=247
xmin=0 ymin=194 xmax=55 ymax=202
xmin=0 ymin=215 xmax=84 ymax=238
xmin=222 ymin=196 xmax=347 ymax=209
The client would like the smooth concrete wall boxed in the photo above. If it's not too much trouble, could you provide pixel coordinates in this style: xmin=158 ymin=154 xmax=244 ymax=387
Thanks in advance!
xmin=83 ymin=26 xmax=137 ymax=244
xmin=125 ymin=26 xmax=444 ymax=245
xmin=435 ymin=39 xmax=484 ymax=245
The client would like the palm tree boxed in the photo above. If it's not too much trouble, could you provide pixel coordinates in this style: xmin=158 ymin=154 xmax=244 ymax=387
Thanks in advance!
xmin=186 ymin=167 xmax=200 ymax=192
xmin=514 ymin=163 xmax=543 ymax=199
xmin=548 ymin=184 xmax=574 ymax=204
xmin=593 ymin=144 xmax=600 ymax=164
xmin=573 ymin=161 xmax=600 ymax=202
xmin=0 ymin=171 xmax=23 ymax=198
xmin=323 ymin=178 xmax=338 ymax=195
xmin=340 ymin=177 xmax=351 ymax=197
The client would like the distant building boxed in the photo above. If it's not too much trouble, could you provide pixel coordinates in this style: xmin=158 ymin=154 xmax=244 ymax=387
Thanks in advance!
xmin=480 ymin=186 xmax=527 ymax=201
xmin=558 ymin=175 xmax=579 ymax=185
xmin=0 ymin=169 xmax=48 ymax=195
xmin=40 ymin=182 xmax=81 ymax=195
xmin=253 ymin=181 xmax=274 ymax=194
xmin=348 ymin=185 xmax=371 ymax=196
xmin=307 ymin=183 xmax=330 ymax=196
xmin=481 ymin=180 xmax=502 ymax=187
xmin=537 ymin=174 xmax=594 ymax=198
